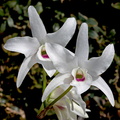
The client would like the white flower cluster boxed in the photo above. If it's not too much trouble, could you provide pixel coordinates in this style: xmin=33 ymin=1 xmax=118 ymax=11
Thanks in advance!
xmin=4 ymin=6 xmax=115 ymax=120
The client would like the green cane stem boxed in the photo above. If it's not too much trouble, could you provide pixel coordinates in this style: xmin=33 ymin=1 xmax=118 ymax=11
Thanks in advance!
xmin=39 ymin=69 xmax=47 ymax=114
xmin=42 ymin=69 xmax=47 ymax=93
xmin=49 ymin=85 xmax=73 ymax=106
xmin=37 ymin=86 xmax=73 ymax=119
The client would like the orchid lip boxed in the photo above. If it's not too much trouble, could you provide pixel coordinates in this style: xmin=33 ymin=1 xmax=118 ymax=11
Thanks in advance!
xmin=41 ymin=45 xmax=49 ymax=59
xmin=75 ymin=69 xmax=85 ymax=82
xmin=37 ymin=45 xmax=51 ymax=61
xmin=76 ymin=77 xmax=85 ymax=81
xmin=72 ymin=67 xmax=86 ymax=82
xmin=41 ymin=54 xmax=49 ymax=58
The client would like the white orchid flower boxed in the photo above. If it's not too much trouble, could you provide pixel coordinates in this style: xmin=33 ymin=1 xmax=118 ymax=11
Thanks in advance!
xmin=48 ymin=85 xmax=89 ymax=120
xmin=42 ymin=23 xmax=115 ymax=107
xmin=3 ymin=6 xmax=76 ymax=88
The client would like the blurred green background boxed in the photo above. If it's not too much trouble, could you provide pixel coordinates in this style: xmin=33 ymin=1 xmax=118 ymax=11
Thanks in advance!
xmin=0 ymin=0 xmax=120 ymax=120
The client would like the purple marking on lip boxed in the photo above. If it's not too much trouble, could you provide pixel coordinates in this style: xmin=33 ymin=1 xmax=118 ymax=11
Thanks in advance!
xmin=42 ymin=54 xmax=49 ymax=58
xmin=76 ymin=77 xmax=85 ymax=81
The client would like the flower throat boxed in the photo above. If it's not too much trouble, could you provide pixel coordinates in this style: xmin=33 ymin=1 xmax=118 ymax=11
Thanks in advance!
xmin=41 ymin=45 xmax=49 ymax=58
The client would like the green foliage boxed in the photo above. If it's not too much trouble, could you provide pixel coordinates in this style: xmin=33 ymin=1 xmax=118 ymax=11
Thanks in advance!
xmin=111 ymin=2 xmax=120 ymax=10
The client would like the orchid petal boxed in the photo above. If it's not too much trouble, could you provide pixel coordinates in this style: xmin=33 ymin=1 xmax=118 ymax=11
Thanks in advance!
xmin=42 ymin=61 xmax=56 ymax=77
xmin=85 ymin=44 xmax=115 ymax=77
xmin=42 ymin=73 xmax=73 ymax=102
xmin=50 ymin=86 xmax=66 ymax=100
xmin=28 ymin=6 xmax=47 ymax=43
xmin=91 ymin=76 xmax=115 ymax=106
xmin=75 ymin=23 xmax=89 ymax=63
xmin=17 ymin=55 xmax=37 ymax=88
xmin=67 ymin=88 xmax=86 ymax=112
xmin=54 ymin=99 xmax=77 ymax=120
xmin=72 ymin=91 xmax=86 ymax=113
xmin=36 ymin=47 xmax=56 ymax=77
xmin=4 ymin=37 xmax=40 ymax=57
xmin=64 ymin=100 xmax=77 ymax=120
xmin=72 ymin=101 xmax=89 ymax=118
xmin=70 ymin=81 xmax=88 ymax=94
xmin=46 ymin=43 xmax=78 ymax=73
xmin=46 ymin=17 xmax=76 ymax=47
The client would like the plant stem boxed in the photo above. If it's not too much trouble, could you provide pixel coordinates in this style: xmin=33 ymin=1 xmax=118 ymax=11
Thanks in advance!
xmin=37 ymin=86 xmax=73 ymax=119
xmin=49 ymin=85 xmax=73 ymax=106
xmin=42 ymin=69 xmax=46 ymax=93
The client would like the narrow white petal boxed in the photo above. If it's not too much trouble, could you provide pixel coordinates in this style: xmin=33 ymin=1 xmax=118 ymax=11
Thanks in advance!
xmin=75 ymin=23 xmax=89 ymax=63
xmin=46 ymin=17 xmax=76 ymax=46
xmin=65 ymin=101 xmax=77 ymax=120
xmin=42 ymin=61 xmax=56 ymax=77
xmin=42 ymin=73 xmax=73 ymax=102
xmin=4 ymin=37 xmax=40 ymax=57
xmin=45 ymin=43 xmax=78 ymax=73
xmin=59 ymin=87 xmax=86 ymax=113
xmin=91 ymin=76 xmax=115 ymax=106
xmin=68 ymin=88 xmax=86 ymax=112
xmin=85 ymin=44 xmax=115 ymax=77
xmin=28 ymin=6 xmax=47 ymax=43
xmin=17 ymin=55 xmax=37 ymax=88
xmin=72 ymin=101 xmax=89 ymax=118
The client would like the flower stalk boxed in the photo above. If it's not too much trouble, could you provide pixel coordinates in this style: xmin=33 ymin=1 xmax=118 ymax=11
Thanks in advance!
xmin=42 ymin=69 xmax=47 ymax=93
xmin=37 ymin=86 xmax=73 ymax=119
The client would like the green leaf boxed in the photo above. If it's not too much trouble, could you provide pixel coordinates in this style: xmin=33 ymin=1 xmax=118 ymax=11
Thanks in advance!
xmin=53 ymin=23 xmax=60 ymax=31
xmin=111 ymin=2 xmax=120 ymax=10
xmin=60 ymin=17 xmax=67 ymax=22
xmin=0 ymin=8 xmax=4 ymax=16
xmin=93 ymin=26 xmax=106 ymax=36
xmin=78 ymin=12 xmax=88 ymax=22
xmin=18 ymin=15 xmax=23 ymax=20
xmin=101 ymin=0 xmax=104 ymax=4
xmin=89 ymin=30 xmax=99 ymax=39
xmin=35 ymin=2 xmax=43 ymax=14
xmin=7 ymin=16 xmax=14 ymax=27
xmin=0 ymin=21 xmax=6 ymax=33
xmin=5 ymin=7 xmax=9 ymax=16
xmin=109 ymin=29 xmax=116 ymax=36
xmin=86 ymin=18 xmax=98 ymax=26
xmin=14 ymin=5 xmax=23 ymax=14
xmin=55 ymin=10 xmax=65 ymax=20
xmin=6 ymin=1 xmax=17 ymax=8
